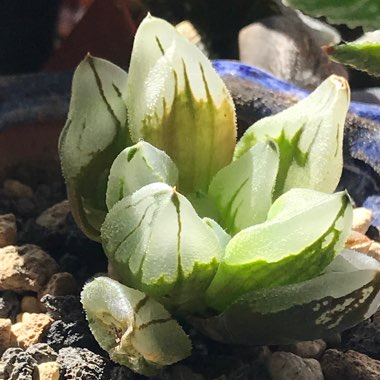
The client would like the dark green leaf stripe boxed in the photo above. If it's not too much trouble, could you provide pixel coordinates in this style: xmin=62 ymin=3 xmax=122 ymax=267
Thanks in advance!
xmin=194 ymin=270 xmax=380 ymax=345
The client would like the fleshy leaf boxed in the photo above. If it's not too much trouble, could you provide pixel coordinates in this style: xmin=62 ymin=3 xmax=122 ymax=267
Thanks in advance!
xmin=59 ymin=55 xmax=130 ymax=240
xmin=235 ymin=75 xmax=350 ymax=198
xmin=206 ymin=189 xmax=353 ymax=311
xmin=203 ymin=217 xmax=231 ymax=250
xmin=127 ymin=15 xmax=236 ymax=194
xmin=209 ymin=141 xmax=279 ymax=234
xmin=81 ymin=276 xmax=191 ymax=376
xmin=106 ymin=141 xmax=178 ymax=210
xmin=284 ymin=0 xmax=380 ymax=32
xmin=330 ymin=42 xmax=380 ymax=77
xmin=101 ymin=183 xmax=223 ymax=313
xmin=194 ymin=250 xmax=380 ymax=345
xmin=186 ymin=191 xmax=220 ymax=221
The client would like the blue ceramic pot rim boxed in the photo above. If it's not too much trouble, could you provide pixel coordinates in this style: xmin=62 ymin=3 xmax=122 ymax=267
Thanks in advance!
xmin=212 ymin=60 xmax=380 ymax=123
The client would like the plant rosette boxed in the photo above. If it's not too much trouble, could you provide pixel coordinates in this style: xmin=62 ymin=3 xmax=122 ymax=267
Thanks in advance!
xmin=59 ymin=14 xmax=380 ymax=376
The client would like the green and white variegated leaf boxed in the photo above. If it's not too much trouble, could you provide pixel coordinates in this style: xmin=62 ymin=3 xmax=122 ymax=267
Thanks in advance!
xmin=81 ymin=277 xmax=191 ymax=376
xmin=106 ymin=141 xmax=178 ymax=210
xmin=209 ymin=141 xmax=279 ymax=234
xmin=101 ymin=183 xmax=223 ymax=313
xmin=330 ymin=42 xmax=380 ymax=77
xmin=127 ymin=15 xmax=236 ymax=194
xmin=235 ymin=75 xmax=350 ymax=199
xmin=185 ymin=191 xmax=220 ymax=221
xmin=59 ymin=55 xmax=130 ymax=240
xmin=194 ymin=249 xmax=380 ymax=345
xmin=203 ymin=217 xmax=231 ymax=250
xmin=206 ymin=189 xmax=353 ymax=311
xmin=284 ymin=0 xmax=380 ymax=32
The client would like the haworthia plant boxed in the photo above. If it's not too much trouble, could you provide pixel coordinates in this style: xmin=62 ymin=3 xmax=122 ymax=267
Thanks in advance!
xmin=81 ymin=276 xmax=191 ymax=376
xmin=195 ymin=250 xmax=380 ymax=345
xmin=235 ymin=75 xmax=350 ymax=198
xmin=330 ymin=42 xmax=380 ymax=77
xmin=284 ymin=0 xmax=380 ymax=32
xmin=58 ymin=14 xmax=380 ymax=376
xmin=127 ymin=15 xmax=236 ymax=194
xmin=59 ymin=55 xmax=130 ymax=240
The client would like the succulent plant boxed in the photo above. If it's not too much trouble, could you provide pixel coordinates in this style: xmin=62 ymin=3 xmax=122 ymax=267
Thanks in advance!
xmin=59 ymin=14 xmax=380 ymax=376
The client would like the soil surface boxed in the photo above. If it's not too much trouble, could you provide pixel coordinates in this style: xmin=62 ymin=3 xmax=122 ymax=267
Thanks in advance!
xmin=0 ymin=165 xmax=380 ymax=380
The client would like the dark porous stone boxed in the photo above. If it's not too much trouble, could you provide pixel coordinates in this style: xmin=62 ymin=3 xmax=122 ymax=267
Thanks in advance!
xmin=57 ymin=347 xmax=110 ymax=380
xmin=320 ymin=349 xmax=347 ymax=380
xmin=109 ymin=365 xmax=138 ymax=380
xmin=40 ymin=294 xmax=83 ymax=321
xmin=342 ymin=319 xmax=380 ymax=360
xmin=14 ymin=198 xmax=36 ymax=218
xmin=0 ymin=291 xmax=19 ymax=321
xmin=43 ymin=319 xmax=99 ymax=352
xmin=17 ymin=218 xmax=66 ymax=260
xmin=321 ymin=349 xmax=380 ymax=380
xmin=25 ymin=343 xmax=57 ymax=364
xmin=159 ymin=364 xmax=205 ymax=380
xmin=1 ymin=347 xmax=37 ymax=380
xmin=62 ymin=215 xmax=106 ymax=281
xmin=366 ymin=224 xmax=380 ymax=242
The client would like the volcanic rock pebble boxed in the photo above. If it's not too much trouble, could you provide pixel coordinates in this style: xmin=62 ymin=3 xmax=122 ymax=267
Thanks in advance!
xmin=25 ymin=343 xmax=57 ymax=364
xmin=0 ymin=319 xmax=12 ymax=354
xmin=35 ymin=361 xmax=60 ymax=380
xmin=57 ymin=347 xmax=110 ymax=380
xmin=1 ymin=344 xmax=58 ymax=380
xmin=20 ymin=296 xmax=43 ymax=314
xmin=0 ymin=245 xmax=59 ymax=292
xmin=40 ymin=293 xmax=98 ymax=353
xmin=352 ymin=207 xmax=373 ymax=234
xmin=36 ymin=200 xmax=70 ymax=232
xmin=0 ymin=215 xmax=16 ymax=248
xmin=108 ymin=365 xmax=138 ymax=380
xmin=1 ymin=347 xmax=37 ymax=380
xmin=321 ymin=349 xmax=380 ymax=380
xmin=40 ymin=295 xmax=84 ymax=322
xmin=345 ymin=231 xmax=373 ymax=254
xmin=266 ymin=351 xmax=323 ymax=380
xmin=39 ymin=272 xmax=77 ymax=299
xmin=279 ymin=339 xmax=327 ymax=360
xmin=342 ymin=319 xmax=380 ymax=360
xmin=0 ymin=291 xmax=19 ymax=321
xmin=367 ymin=241 xmax=380 ymax=262
xmin=43 ymin=319 xmax=99 ymax=352
xmin=11 ymin=312 xmax=53 ymax=349
xmin=3 ymin=180 xmax=33 ymax=200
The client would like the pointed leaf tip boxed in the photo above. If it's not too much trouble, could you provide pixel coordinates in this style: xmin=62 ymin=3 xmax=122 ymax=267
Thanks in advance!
xmin=59 ymin=55 xmax=130 ymax=240
xmin=235 ymin=75 xmax=350 ymax=198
